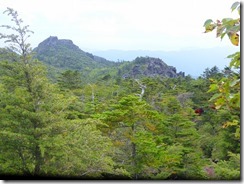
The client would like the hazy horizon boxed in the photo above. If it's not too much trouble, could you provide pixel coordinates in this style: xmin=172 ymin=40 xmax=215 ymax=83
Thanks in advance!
xmin=0 ymin=0 xmax=239 ymax=77
xmin=0 ymin=0 xmax=238 ymax=51
xmin=92 ymin=46 xmax=238 ymax=77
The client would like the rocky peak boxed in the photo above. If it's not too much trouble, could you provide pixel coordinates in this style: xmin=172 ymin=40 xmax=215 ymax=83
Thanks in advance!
xmin=33 ymin=36 xmax=116 ymax=70
xmin=37 ymin=36 xmax=58 ymax=47
xmin=127 ymin=57 xmax=184 ymax=78
xmin=36 ymin=36 xmax=80 ymax=51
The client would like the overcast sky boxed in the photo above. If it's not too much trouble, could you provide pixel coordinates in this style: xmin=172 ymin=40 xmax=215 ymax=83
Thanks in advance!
xmin=0 ymin=0 xmax=239 ymax=52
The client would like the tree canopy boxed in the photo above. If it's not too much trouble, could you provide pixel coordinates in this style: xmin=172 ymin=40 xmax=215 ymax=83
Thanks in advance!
xmin=0 ymin=3 xmax=240 ymax=180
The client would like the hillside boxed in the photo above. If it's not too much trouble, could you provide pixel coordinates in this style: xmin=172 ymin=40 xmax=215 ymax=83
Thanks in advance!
xmin=0 ymin=2 xmax=240 ymax=180
xmin=0 ymin=36 xmax=240 ymax=181
xmin=33 ymin=36 xmax=116 ymax=71
xmin=33 ymin=36 xmax=184 ymax=81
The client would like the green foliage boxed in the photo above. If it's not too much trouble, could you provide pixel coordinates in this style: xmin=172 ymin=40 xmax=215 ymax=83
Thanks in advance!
xmin=0 ymin=7 xmax=34 ymax=63
xmin=0 ymin=4 xmax=240 ymax=180
xmin=205 ymin=3 xmax=240 ymax=141
xmin=0 ymin=48 xmax=19 ymax=61
xmin=0 ymin=8 xmax=118 ymax=178
xmin=43 ymin=119 xmax=119 ymax=178
xmin=202 ymin=2 xmax=240 ymax=180
xmin=33 ymin=36 xmax=117 ymax=77
xmin=212 ymin=152 xmax=240 ymax=180
xmin=203 ymin=2 xmax=240 ymax=46
xmin=98 ymin=95 xmax=164 ymax=178
xmin=58 ymin=70 xmax=82 ymax=90
xmin=201 ymin=66 xmax=223 ymax=80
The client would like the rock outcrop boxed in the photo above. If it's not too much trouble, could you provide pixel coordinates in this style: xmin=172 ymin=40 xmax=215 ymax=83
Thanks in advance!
xmin=123 ymin=57 xmax=184 ymax=78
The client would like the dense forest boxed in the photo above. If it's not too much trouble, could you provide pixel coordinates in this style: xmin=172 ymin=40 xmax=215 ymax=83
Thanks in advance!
xmin=0 ymin=3 xmax=240 ymax=180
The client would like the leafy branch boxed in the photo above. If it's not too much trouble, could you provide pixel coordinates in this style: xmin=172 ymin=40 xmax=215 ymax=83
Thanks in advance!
xmin=203 ymin=2 xmax=240 ymax=46
xmin=0 ymin=7 xmax=34 ymax=62
xmin=204 ymin=2 xmax=240 ymax=139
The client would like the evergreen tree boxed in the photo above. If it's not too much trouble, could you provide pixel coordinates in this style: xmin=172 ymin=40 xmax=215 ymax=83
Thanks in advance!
xmin=0 ymin=7 xmax=117 ymax=178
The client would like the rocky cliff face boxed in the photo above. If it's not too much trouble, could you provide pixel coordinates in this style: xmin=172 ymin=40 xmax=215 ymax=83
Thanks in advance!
xmin=122 ymin=57 xmax=184 ymax=78
xmin=36 ymin=36 xmax=80 ymax=51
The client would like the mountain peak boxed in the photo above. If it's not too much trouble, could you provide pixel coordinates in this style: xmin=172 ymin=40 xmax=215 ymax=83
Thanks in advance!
xmin=33 ymin=36 xmax=115 ymax=70
xmin=37 ymin=36 xmax=79 ymax=51
xmin=39 ymin=36 xmax=58 ymax=46
xmin=121 ymin=56 xmax=185 ymax=78
xmin=33 ymin=37 xmax=185 ymax=79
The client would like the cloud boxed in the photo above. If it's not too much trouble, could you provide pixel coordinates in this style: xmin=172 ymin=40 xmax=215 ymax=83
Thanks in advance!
xmin=0 ymin=0 xmax=239 ymax=50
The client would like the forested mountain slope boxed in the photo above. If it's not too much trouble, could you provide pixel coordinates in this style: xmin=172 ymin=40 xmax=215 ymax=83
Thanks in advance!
xmin=33 ymin=36 xmax=116 ymax=70
xmin=0 ymin=3 xmax=240 ymax=179
xmin=32 ymin=36 xmax=184 ymax=82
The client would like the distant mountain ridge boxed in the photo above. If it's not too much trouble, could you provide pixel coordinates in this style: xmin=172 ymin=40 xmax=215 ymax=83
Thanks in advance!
xmin=32 ymin=36 xmax=184 ymax=79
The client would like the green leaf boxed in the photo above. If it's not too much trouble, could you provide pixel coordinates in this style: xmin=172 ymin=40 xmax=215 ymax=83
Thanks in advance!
xmin=222 ymin=18 xmax=233 ymax=23
xmin=208 ymin=84 xmax=218 ymax=93
xmin=230 ymin=25 xmax=240 ymax=33
xmin=227 ymin=52 xmax=239 ymax=59
xmin=229 ymin=52 xmax=240 ymax=68
xmin=230 ymin=79 xmax=240 ymax=87
xmin=237 ymin=5 xmax=240 ymax=15
xmin=209 ymin=93 xmax=222 ymax=101
xmin=231 ymin=2 xmax=240 ymax=12
xmin=204 ymin=23 xmax=216 ymax=33
xmin=203 ymin=19 xmax=213 ymax=27
xmin=220 ymin=32 xmax=226 ymax=40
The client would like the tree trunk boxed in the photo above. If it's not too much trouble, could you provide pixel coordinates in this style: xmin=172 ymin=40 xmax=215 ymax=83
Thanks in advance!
xmin=34 ymin=145 xmax=42 ymax=175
